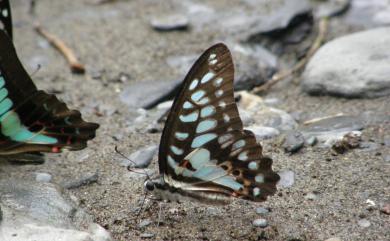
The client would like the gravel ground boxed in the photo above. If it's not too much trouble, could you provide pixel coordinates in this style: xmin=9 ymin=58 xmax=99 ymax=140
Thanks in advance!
xmin=3 ymin=0 xmax=389 ymax=240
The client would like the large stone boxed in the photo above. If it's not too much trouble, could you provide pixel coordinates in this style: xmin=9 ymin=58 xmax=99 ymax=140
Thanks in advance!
xmin=0 ymin=178 xmax=112 ymax=241
xmin=302 ymin=27 xmax=390 ymax=98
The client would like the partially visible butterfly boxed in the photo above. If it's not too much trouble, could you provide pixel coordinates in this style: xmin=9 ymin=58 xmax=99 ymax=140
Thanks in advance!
xmin=144 ymin=43 xmax=280 ymax=204
xmin=0 ymin=0 xmax=12 ymax=39
xmin=0 ymin=0 xmax=99 ymax=155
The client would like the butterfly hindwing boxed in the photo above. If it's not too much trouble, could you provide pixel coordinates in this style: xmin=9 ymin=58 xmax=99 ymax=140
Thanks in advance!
xmin=0 ymin=0 xmax=12 ymax=39
xmin=159 ymin=43 xmax=279 ymax=202
xmin=0 ymin=30 xmax=98 ymax=155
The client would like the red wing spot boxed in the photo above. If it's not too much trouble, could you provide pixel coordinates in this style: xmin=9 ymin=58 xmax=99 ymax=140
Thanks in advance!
xmin=179 ymin=160 xmax=189 ymax=168
xmin=231 ymin=192 xmax=239 ymax=197
xmin=66 ymin=137 xmax=72 ymax=145
xmin=51 ymin=146 xmax=60 ymax=153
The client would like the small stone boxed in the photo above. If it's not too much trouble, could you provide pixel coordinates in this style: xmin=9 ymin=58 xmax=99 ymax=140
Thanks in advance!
xmin=283 ymin=131 xmax=305 ymax=153
xmin=138 ymin=219 xmax=152 ymax=228
xmin=277 ymin=170 xmax=295 ymax=188
xmin=357 ymin=218 xmax=371 ymax=228
xmin=247 ymin=126 xmax=280 ymax=140
xmin=35 ymin=173 xmax=52 ymax=183
xmin=253 ymin=218 xmax=268 ymax=228
xmin=121 ymin=145 xmax=158 ymax=168
xmin=304 ymin=192 xmax=319 ymax=201
xmin=305 ymin=136 xmax=317 ymax=146
xmin=324 ymin=238 xmax=343 ymax=241
xmin=255 ymin=207 xmax=270 ymax=215
xmin=380 ymin=203 xmax=390 ymax=215
xmin=140 ymin=233 xmax=155 ymax=238
xmin=150 ymin=14 xmax=189 ymax=31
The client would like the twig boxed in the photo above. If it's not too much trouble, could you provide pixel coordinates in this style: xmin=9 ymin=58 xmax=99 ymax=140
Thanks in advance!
xmin=252 ymin=17 xmax=329 ymax=94
xmin=34 ymin=23 xmax=86 ymax=74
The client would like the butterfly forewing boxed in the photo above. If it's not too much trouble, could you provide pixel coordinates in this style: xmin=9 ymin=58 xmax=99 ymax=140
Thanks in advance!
xmin=0 ymin=0 xmax=12 ymax=39
xmin=159 ymin=43 xmax=279 ymax=202
xmin=0 ymin=30 xmax=98 ymax=154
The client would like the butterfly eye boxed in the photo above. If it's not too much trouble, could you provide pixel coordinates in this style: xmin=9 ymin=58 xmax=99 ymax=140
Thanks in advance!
xmin=144 ymin=181 xmax=155 ymax=192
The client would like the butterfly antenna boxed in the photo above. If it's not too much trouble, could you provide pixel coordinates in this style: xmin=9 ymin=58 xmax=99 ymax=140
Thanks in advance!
xmin=30 ymin=64 xmax=41 ymax=77
xmin=134 ymin=192 xmax=148 ymax=224
xmin=114 ymin=146 xmax=151 ymax=180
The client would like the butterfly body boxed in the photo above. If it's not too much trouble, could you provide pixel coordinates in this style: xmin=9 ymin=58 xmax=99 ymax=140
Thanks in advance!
xmin=146 ymin=43 xmax=279 ymax=204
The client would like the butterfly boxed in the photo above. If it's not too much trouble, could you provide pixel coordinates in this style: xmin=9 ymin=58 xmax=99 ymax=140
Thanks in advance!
xmin=0 ymin=1 xmax=99 ymax=155
xmin=144 ymin=43 xmax=280 ymax=204
xmin=0 ymin=0 xmax=12 ymax=39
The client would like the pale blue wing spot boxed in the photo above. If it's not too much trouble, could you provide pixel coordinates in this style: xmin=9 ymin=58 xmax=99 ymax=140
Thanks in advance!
xmin=2 ymin=9 xmax=8 ymax=17
xmin=253 ymin=187 xmax=261 ymax=196
xmin=0 ymin=98 xmax=13 ymax=116
xmin=175 ymin=132 xmax=189 ymax=140
xmin=43 ymin=103 xmax=49 ymax=111
xmin=183 ymin=101 xmax=194 ymax=109
xmin=189 ymin=79 xmax=199 ymax=91
xmin=197 ymin=97 xmax=209 ymax=105
xmin=0 ymin=111 xmax=57 ymax=144
xmin=200 ymin=72 xmax=215 ymax=84
xmin=200 ymin=106 xmax=216 ymax=118
xmin=232 ymin=140 xmax=245 ymax=150
xmin=238 ymin=151 xmax=248 ymax=161
xmin=179 ymin=111 xmax=199 ymax=123
xmin=209 ymin=59 xmax=217 ymax=65
xmin=191 ymin=90 xmax=206 ymax=102
xmin=0 ymin=76 xmax=5 ymax=88
xmin=215 ymin=90 xmax=223 ymax=97
xmin=214 ymin=78 xmax=223 ymax=87
xmin=223 ymin=113 xmax=230 ymax=123
xmin=191 ymin=133 xmax=217 ymax=148
xmin=0 ymin=88 xmax=9 ymax=102
xmin=255 ymin=174 xmax=264 ymax=183
xmin=209 ymin=53 xmax=217 ymax=59
xmin=196 ymin=119 xmax=217 ymax=133
xmin=76 ymin=128 xmax=80 ymax=135
xmin=188 ymin=148 xmax=210 ymax=169
xmin=219 ymin=101 xmax=226 ymax=108
xmin=218 ymin=133 xmax=233 ymax=144
xmin=170 ymin=145 xmax=184 ymax=155
xmin=248 ymin=161 xmax=258 ymax=170
xmin=64 ymin=117 xmax=72 ymax=125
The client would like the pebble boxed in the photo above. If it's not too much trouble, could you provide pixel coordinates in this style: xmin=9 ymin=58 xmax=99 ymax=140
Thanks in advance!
xmin=138 ymin=219 xmax=152 ymax=228
xmin=302 ymin=27 xmax=390 ymax=98
xmin=253 ymin=218 xmax=268 ymax=228
xmin=140 ymin=233 xmax=155 ymax=238
xmin=247 ymin=126 xmax=280 ymax=140
xmin=283 ymin=131 xmax=305 ymax=153
xmin=255 ymin=207 xmax=270 ymax=215
xmin=121 ymin=145 xmax=158 ymax=168
xmin=150 ymin=14 xmax=189 ymax=31
xmin=380 ymin=203 xmax=390 ymax=215
xmin=35 ymin=172 xmax=52 ymax=183
xmin=304 ymin=192 xmax=319 ymax=201
xmin=305 ymin=136 xmax=317 ymax=146
xmin=277 ymin=170 xmax=295 ymax=188
xmin=324 ymin=238 xmax=343 ymax=241
xmin=357 ymin=218 xmax=371 ymax=228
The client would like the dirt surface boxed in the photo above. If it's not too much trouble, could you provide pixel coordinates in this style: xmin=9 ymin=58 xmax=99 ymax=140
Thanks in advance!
xmin=3 ymin=0 xmax=389 ymax=240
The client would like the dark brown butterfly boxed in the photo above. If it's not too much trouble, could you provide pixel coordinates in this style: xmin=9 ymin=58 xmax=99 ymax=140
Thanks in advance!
xmin=0 ymin=1 xmax=98 ymax=155
xmin=144 ymin=43 xmax=279 ymax=204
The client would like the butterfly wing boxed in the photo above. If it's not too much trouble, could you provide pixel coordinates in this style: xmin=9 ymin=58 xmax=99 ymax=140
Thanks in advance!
xmin=159 ymin=43 xmax=279 ymax=202
xmin=0 ymin=30 xmax=99 ymax=155
xmin=0 ymin=0 xmax=12 ymax=39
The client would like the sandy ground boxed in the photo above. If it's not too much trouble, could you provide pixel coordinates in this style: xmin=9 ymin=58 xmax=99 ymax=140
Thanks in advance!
xmin=2 ymin=0 xmax=389 ymax=240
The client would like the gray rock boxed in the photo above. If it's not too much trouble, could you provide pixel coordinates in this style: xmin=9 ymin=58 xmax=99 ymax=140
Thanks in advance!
xmin=358 ymin=218 xmax=371 ymax=228
xmin=344 ymin=0 xmax=390 ymax=27
xmin=305 ymin=136 xmax=317 ymax=146
xmin=0 ymin=178 xmax=112 ymax=241
xmin=315 ymin=0 xmax=351 ymax=18
xmin=150 ymin=14 xmax=189 ymax=31
xmin=121 ymin=145 xmax=158 ymax=168
xmin=255 ymin=207 xmax=270 ymax=215
xmin=302 ymin=27 xmax=390 ymax=98
xmin=277 ymin=170 xmax=295 ymax=188
xmin=384 ymin=155 xmax=390 ymax=163
xmin=140 ymin=233 xmax=155 ymax=238
xmin=247 ymin=125 xmax=280 ymax=140
xmin=283 ymin=131 xmax=305 ymax=153
xmin=238 ymin=108 xmax=254 ymax=126
xmin=253 ymin=218 xmax=268 ymax=228
xmin=35 ymin=172 xmax=52 ymax=183
xmin=120 ymin=79 xmax=181 ymax=109
xmin=166 ymin=43 xmax=278 ymax=91
xmin=181 ymin=0 xmax=311 ymax=41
